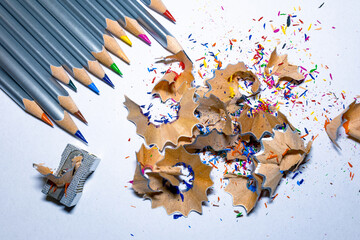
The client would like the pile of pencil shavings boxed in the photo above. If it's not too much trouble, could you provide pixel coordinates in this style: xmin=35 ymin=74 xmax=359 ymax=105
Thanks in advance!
xmin=124 ymin=48 xmax=313 ymax=217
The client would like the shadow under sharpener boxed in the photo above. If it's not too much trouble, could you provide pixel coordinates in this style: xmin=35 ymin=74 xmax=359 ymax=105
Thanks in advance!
xmin=41 ymin=144 xmax=100 ymax=207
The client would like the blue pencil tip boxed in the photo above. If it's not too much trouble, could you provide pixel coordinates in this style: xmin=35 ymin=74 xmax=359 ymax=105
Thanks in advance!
xmin=103 ymin=74 xmax=115 ymax=88
xmin=88 ymin=83 xmax=100 ymax=95
xmin=75 ymin=130 xmax=88 ymax=144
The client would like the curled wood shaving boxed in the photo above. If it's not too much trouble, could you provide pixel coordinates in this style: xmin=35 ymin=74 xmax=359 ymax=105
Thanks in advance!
xmin=152 ymin=51 xmax=194 ymax=102
xmin=33 ymin=156 xmax=83 ymax=187
xmin=196 ymin=94 xmax=233 ymax=135
xmin=204 ymin=62 xmax=261 ymax=102
xmin=255 ymin=127 xmax=312 ymax=195
xmin=326 ymin=101 xmax=360 ymax=148
xmin=238 ymin=104 xmax=292 ymax=141
xmin=146 ymin=146 xmax=213 ymax=217
xmin=124 ymin=88 xmax=199 ymax=151
xmin=184 ymin=129 xmax=238 ymax=153
xmin=224 ymin=173 xmax=263 ymax=213
xmin=265 ymin=48 xmax=304 ymax=81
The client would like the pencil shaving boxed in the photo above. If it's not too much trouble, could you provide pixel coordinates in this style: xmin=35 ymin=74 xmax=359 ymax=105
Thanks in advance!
xmin=33 ymin=156 xmax=83 ymax=187
xmin=325 ymin=101 xmax=360 ymax=147
xmin=145 ymin=146 xmax=213 ymax=217
xmin=205 ymin=62 xmax=260 ymax=102
xmin=238 ymin=104 xmax=292 ymax=141
xmin=124 ymin=88 xmax=199 ymax=151
xmin=197 ymin=94 xmax=234 ymax=135
xmin=255 ymin=127 xmax=312 ymax=195
xmin=224 ymin=173 xmax=263 ymax=213
xmin=153 ymin=51 xmax=194 ymax=101
xmin=132 ymin=144 xmax=164 ymax=195
xmin=185 ymin=129 xmax=238 ymax=153
xmin=265 ymin=48 xmax=304 ymax=81
xmin=226 ymin=141 xmax=247 ymax=161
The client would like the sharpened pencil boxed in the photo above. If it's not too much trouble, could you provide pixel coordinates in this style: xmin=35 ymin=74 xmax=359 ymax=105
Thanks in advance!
xmin=21 ymin=0 xmax=110 ymax=89
xmin=0 ymin=45 xmax=87 ymax=143
xmin=98 ymin=0 xmax=151 ymax=45
xmin=140 ymin=0 xmax=176 ymax=22
xmin=0 ymin=67 xmax=53 ymax=126
xmin=79 ymin=0 xmax=132 ymax=46
xmin=37 ymin=0 xmax=122 ymax=77
xmin=0 ymin=36 xmax=87 ymax=124
xmin=0 ymin=22 xmax=76 ymax=92
xmin=117 ymin=0 xmax=183 ymax=54
xmin=0 ymin=2 xmax=99 ymax=94
xmin=1 ymin=3 xmax=87 ymax=123
xmin=61 ymin=0 xmax=130 ymax=65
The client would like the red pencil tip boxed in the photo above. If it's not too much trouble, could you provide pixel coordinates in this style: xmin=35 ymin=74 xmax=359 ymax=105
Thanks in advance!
xmin=41 ymin=113 xmax=53 ymax=127
xmin=163 ymin=10 xmax=176 ymax=22
xmin=74 ymin=110 xmax=88 ymax=124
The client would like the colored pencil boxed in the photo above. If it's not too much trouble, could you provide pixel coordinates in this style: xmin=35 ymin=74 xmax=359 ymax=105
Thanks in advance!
xmin=0 ymin=33 xmax=87 ymax=124
xmin=61 ymin=0 xmax=130 ymax=65
xmin=0 ymin=22 xmax=76 ymax=92
xmin=37 ymin=0 xmax=122 ymax=76
xmin=98 ymin=0 xmax=151 ymax=45
xmin=140 ymin=0 xmax=176 ymax=22
xmin=79 ymin=0 xmax=132 ymax=46
xmin=0 ymin=2 xmax=100 ymax=94
xmin=0 ymin=67 xmax=53 ymax=126
xmin=117 ymin=0 xmax=183 ymax=54
xmin=0 ymin=45 xmax=87 ymax=143
xmin=21 ymin=0 xmax=109 ymax=89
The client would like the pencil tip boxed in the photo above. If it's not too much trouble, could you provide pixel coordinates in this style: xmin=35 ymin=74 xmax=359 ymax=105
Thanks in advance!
xmin=119 ymin=52 xmax=130 ymax=64
xmin=41 ymin=113 xmax=53 ymax=127
xmin=75 ymin=130 xmax=88 ymax=144
xmin=163 ymin=10 xmax=176 ymax=22
xmin=69 ymin=80 xmax=77 ymax=92
xmin=110 ymin=63 xmax=123 ymax=76
xmin=103 ymin=73 xmax=115 ymax=87
xmin=139 ymin=34 xmax=151 ymax=45
xmin=120 ymin=35 xmax=132 ymax=46
xmin=74 ymin=110 xmax=88 ymax=124
xmin=88 ymin=82 xmax=100 ymax=94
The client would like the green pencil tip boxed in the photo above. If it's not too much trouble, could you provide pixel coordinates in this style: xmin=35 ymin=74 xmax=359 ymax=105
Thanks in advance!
xmin=69 ymin=80 xmax=77 ymax=92
xmin=110 ymin=63 xmax=123 ymax=76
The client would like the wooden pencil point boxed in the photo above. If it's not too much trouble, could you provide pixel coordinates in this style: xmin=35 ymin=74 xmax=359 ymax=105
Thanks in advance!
xmin=50 ymin=66 xmax=71 ymax=86
xmin=103 ymin=34 xmax=130 ymax=63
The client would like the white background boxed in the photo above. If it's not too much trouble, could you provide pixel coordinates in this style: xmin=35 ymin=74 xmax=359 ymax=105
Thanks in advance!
xmin=0 ymin=0 xmax=360 ymax=239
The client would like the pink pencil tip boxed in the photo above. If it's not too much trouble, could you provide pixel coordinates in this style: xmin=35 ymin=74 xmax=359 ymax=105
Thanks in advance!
xmin=163 ymin=10 xmax=176 ymax=22
xmin=139 ymin=34 xmax=151 ymax=45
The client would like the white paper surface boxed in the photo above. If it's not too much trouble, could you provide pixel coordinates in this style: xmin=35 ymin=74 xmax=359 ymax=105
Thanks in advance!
xmin=0 ymin=0 xmax=359 ymax=239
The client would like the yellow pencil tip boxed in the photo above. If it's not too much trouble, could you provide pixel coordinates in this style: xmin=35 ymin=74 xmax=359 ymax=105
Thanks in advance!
xmin=120 ymin=36 xmax=132 ymax=47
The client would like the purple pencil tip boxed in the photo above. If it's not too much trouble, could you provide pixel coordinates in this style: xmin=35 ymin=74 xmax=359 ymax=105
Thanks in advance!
xmin=139 ymin=34 xmax=151 ymax=45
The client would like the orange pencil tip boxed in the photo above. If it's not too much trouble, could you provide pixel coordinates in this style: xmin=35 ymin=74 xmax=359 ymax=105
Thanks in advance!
xmin=41 ymin=113 xmax=53 ymax=127
xmin=74 ymin=110 xmax=88 ymax=124
xmin=163 ymin=10 xmax=176 ymax=22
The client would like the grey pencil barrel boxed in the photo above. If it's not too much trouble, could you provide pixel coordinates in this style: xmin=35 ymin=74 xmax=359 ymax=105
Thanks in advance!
xmin=0 ymin=68 xmax=30 ymax=110
xmin=80 ymin=0 xmax=115 ymax=25
xmin=0 ymin=1 xmax=84 ymax=72
xmin=0 ymin=15 xmax=66 ymax=77
xmin=141 ymin=0 xmax=152 ymax=5
xmin=37 ymin=0 xmax=104 ymax=53
xmin=61 ymin=0 xmax=109 ymax=40
xmin=0 ymin=45 xmax=64 ymax=121
xmin=20 ymin=0 xmax=96 ymax=68
xmin=0 ymin=23 xmax=71 ymax=107
xmin=0 ymin=22 xmax=65 ymax=83
xmin=117 ymin=0 xmax=170 ymax=48
xmin=97 ymin=0 xmax=127 ymax=26
xmin=0 ymin=32 xmax=69 ymax=108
